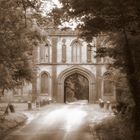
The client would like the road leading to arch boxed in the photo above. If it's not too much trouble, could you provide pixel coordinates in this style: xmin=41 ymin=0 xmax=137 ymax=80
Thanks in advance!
xmin=3 ymin=104 xmax=112 ymax=140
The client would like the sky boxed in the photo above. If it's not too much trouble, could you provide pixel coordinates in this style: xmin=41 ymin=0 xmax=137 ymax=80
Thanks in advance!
xmin=41 ymin=0 xmax=77 ymax=30
xmin=41 ymin=0 xmax=61 ymax=14
xmin=52 ymin=0 xmax=61 ymax=6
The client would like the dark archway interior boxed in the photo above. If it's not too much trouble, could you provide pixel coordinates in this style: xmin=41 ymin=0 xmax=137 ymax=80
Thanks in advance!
xmin=64 ymin=73 xmax=89 ymax=103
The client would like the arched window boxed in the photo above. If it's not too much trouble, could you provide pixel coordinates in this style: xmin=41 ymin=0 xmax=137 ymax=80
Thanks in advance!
xmin=40 ymin=43 xmax=50 ymax=63
xmin=103 ymin=72 xmax=115 ymax=96
xmin=41 ymin=73 xmax=48 ymax=94
xmin=71 ymin=40 xmax=81 ymax=63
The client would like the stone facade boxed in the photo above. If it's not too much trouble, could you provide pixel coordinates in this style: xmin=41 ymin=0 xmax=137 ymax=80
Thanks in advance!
xmin=2 ymin=28 xmax=116 ymax=103
xmin=31 ymin=28 xmax=116 ymax=103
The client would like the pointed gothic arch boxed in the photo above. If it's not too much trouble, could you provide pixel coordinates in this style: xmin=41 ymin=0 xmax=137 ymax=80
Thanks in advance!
xmin=64 ymin=73 xmax=89 ymax=103
xmin=57 ymin=66 xmax=96 ymax=103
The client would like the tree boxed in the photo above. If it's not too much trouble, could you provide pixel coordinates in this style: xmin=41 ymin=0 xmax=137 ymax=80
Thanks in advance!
xmin=0 ymin=0 xmax=43 ymax=96
xmin=50 ymin=0 xmax=140 ymax=139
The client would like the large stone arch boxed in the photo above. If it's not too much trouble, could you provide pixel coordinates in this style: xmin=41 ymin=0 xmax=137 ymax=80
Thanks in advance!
xmin=57 ymin=66 xmax=96 ymax=103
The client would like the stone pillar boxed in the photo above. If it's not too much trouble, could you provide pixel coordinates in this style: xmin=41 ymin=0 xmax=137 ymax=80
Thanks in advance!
xmin=33 ymin=46 xmax=39 ymax=64
xmin=96 ymin=66 xmax=102 ymax=100
xmin=32 ymin=75 xmax=37 ymax=102
xmin=51 ymin=37 xmax=58 ymax=101
xmin=95 ymin=36 xmax=102 ymax=100
xmin=32 ymin=46 xmax=38 ymax=102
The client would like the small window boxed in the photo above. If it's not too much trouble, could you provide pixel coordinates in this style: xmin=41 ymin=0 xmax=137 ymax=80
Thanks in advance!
xmin=104 ymin=80 xmax=114 ymax=96
xmin=103 ymin=72 xmax=115 ymax=96
xmin=41 ymin=73 xmax=48 ymax=94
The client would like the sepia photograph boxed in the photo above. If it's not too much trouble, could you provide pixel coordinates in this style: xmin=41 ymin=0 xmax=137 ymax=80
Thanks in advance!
xmin=0 ymin=0 xmax=140 ymax=140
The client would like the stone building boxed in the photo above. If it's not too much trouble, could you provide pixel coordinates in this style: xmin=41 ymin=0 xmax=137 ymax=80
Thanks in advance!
xmin=2 ymin=28 xmax=116 ymax=103
xmin=31 ymin=28 xmax=116 ymax=103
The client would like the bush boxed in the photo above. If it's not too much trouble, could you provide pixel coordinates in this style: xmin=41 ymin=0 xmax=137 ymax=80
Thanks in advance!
xmin=93 ymin=116 xmax=134 ymax=140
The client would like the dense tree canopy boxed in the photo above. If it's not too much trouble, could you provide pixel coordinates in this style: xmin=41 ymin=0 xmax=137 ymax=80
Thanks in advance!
xmin=0 ymin=0 xmax=44 ymax=94
xmin=51 ymin=0 xmax=140 ymax=139
xmin=52 ymin=0 xmax=139 ymax=37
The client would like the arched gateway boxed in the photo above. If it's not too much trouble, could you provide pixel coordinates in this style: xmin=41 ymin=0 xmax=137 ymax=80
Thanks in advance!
xmin=64 ymin=73 xmax=89 ymax=103
xmin=57 ymin=66 xmax=96 ymax=103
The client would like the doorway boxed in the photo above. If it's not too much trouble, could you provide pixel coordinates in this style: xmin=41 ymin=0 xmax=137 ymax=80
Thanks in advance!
xmin=64 ymin=73 xmax=89 ymax=103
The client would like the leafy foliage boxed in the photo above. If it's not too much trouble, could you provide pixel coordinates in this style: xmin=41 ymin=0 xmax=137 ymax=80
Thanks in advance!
xmin=51 ymin=0 xmax=140 ymax=39
xmin=0 ymin=0 xmax=43 ymax=92
xmin=50 ymin=0 xmax=140 ymax=138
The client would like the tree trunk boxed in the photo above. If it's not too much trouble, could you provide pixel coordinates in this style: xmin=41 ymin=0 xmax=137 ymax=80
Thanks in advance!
xmin=4 ymin=103 xmax=9 ymax=115
xmin=122 ymin=29 xmax=140 ymax=140
xmin=2 ymin=88 xmax=5 ymax=95
xmin=134 ymin=99 xmax=140 ymax=139
xmin=130 ymin=78 xmax=140 ymax=139
xmin=128 ymin=77 xmax=140 ymax=139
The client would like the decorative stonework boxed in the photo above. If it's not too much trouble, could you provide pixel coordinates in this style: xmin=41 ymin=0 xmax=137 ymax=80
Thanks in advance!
xmin=62 ymin=39 xmax=66 ymax=63
xmin=57 ymin=66 xmax=96 ymax=103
